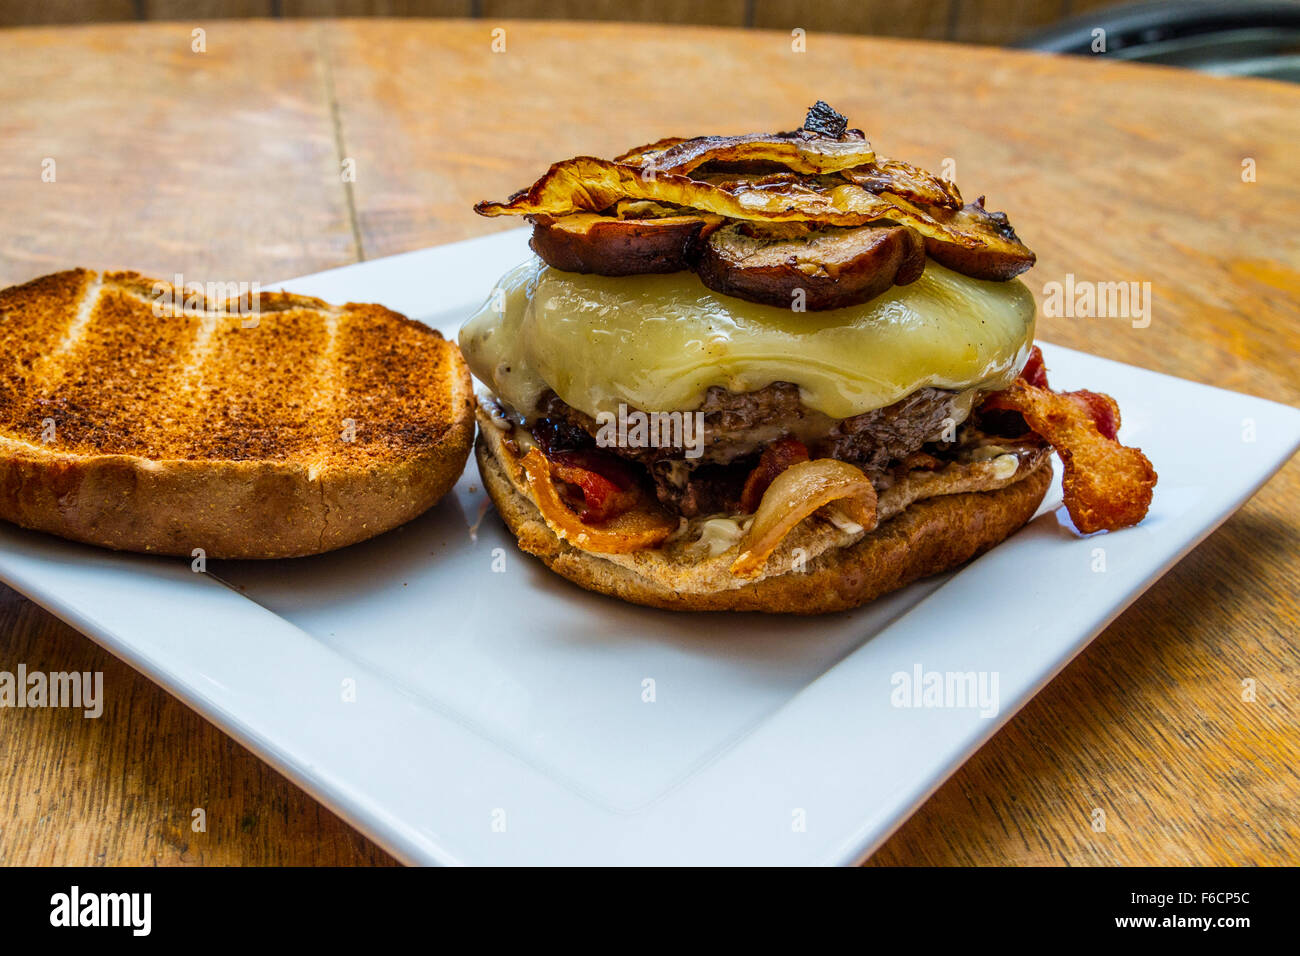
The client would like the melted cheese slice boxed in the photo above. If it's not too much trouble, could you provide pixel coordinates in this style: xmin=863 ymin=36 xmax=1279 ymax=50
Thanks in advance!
xmin=459 ymin=256 xmax=1036 ymax=421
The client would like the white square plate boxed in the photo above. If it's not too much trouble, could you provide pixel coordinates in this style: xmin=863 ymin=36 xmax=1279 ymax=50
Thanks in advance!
xmin=2 ymin=229 xmax=1297 ymax=865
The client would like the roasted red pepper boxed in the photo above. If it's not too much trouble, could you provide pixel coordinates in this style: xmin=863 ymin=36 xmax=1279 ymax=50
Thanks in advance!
xmin=545 ymin=448 xmax=643 ymax=522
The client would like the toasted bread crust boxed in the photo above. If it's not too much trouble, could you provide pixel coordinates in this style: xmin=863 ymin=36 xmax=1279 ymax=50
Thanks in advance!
xmin=476 ymin=415 xmax=1052 ymax=614
xmin=0 ymin=270 xmax=475 ymax=558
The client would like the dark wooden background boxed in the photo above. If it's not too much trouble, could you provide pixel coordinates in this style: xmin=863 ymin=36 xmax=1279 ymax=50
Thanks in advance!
xmin=2 ymin=0 xmax=1133 ymax=47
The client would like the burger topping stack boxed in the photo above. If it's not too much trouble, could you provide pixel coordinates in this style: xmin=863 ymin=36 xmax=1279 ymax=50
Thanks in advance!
xmin=463 ymin=103 xmax=1155 ymax=597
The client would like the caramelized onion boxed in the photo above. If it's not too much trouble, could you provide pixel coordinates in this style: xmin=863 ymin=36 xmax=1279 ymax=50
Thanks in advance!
xmin=730 ymin=459 xmax=879 ymax=578
xmin=519 ymin=448 xmax=676 ymax=553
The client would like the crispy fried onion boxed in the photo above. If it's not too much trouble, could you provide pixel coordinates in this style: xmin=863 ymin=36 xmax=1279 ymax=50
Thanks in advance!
xmin=476 ymin=156 xmax=889 ymax=224
xmin=614 ymin=136 xmax=689 ymax=165
xmin=478 ymin=102 xmax=1034 ymax=277
xmin=615 ymin=101 xmax=873 ymax=175
xmin=477 ymin=157 xmax=1029 ymax=265
xmin=624 ymin=132 xmax=876 ymax=176
xmin=841 ymin=159 xmax=962 ymax=210
xmin=519 ymin=448 xmax=676 ymax=553
xmin=982 ymin=368 xmax=1155 ymax=534
xmin=731 ymin=459 xmax=879 ymax=578
xmin=829 ymin=185 xmax=1031 ymax=257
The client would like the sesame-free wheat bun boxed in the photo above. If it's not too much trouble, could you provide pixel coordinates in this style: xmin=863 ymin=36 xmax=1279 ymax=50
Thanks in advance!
xmin=0 ymin=269 xmax=474 ymax=558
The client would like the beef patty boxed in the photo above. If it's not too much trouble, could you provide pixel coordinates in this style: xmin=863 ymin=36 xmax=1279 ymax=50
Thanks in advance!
xmin=532 ymin=384 xmax=968 ymax=517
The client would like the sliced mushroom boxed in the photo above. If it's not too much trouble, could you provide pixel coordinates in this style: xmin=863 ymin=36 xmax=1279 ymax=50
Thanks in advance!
xmin=529 ymin=209 xmax=723 ymax=275
xmin=694 ymin=222 xmax=926 ymax=311
xmin=920 ymin=199 xmax=1036 ymax=280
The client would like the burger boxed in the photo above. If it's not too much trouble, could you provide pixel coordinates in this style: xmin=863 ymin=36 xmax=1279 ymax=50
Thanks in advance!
xmin=461 ymin=103 xmax=1156 ymax=614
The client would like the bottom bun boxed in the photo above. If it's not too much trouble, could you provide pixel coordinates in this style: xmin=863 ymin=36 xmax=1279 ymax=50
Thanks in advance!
xmin=476 ymin=421 xmax=1052 ymax=615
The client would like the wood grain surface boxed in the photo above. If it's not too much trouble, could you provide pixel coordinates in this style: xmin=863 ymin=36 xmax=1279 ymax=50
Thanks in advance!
xmin=0 ymin=0 xmax=1113 ymax=47
xmin=0 ymin=19 xmax=1297 ymax=866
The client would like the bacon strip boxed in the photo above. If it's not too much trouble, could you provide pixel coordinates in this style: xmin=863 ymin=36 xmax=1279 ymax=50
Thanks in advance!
xmin=1019 ymin=344 xmax=1049 ymax=389
xmin=982 ymin=348 xmax=1156 ymax=533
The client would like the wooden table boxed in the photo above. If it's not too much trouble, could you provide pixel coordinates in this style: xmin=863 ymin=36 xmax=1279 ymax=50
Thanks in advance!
xmin=1 ymin=18 xmax=1297 ymax=866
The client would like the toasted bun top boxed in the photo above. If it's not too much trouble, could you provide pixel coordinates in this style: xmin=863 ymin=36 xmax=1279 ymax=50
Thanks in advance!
xmin=0 ymin=269 xmax=466 ymax=471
